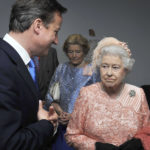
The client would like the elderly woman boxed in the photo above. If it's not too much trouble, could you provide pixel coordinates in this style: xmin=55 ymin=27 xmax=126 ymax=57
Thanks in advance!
xmin=65 ymin=37 xmax=150 ymax=150
xmin=44 ymin=34 xmax=100 ymax=150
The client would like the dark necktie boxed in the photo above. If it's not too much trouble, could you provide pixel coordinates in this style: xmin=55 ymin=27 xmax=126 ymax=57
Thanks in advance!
xmin=28 ymin=59 xmax=38 ymax=89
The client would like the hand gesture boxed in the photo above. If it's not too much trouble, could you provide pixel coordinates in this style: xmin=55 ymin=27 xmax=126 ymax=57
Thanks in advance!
xmin=37 ymin=100 xmax=58 ymax=128
xmin=48 ymin=105 xmax=58 ymax=129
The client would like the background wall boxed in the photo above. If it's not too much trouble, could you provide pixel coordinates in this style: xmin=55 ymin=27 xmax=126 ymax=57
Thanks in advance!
xmin=0 ymin=0 xmax=150 ymax=86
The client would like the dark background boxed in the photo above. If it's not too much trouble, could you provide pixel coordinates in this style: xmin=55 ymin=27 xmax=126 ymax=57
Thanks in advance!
xmin=0 ymin=0 xmax=150 ymax=86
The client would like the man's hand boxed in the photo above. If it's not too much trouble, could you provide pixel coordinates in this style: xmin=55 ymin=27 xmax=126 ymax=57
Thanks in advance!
xmin=48 ymin=106 xmax=58 ymax=128
xmin=37 ymin=100 xmax=58 ymax=128
xmin=38 ymin=100 xmax=49 ymax=120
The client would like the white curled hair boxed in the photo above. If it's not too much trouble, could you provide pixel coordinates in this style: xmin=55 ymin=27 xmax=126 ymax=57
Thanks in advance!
xmin=92 ymin=37 xmax=135 ymax=72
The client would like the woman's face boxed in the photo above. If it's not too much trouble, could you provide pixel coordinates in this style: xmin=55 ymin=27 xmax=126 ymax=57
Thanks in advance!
xmin=100 ymin=55 xmax=126 ymax=89
xmin=67 ymin=44 xmax=85 ymax=66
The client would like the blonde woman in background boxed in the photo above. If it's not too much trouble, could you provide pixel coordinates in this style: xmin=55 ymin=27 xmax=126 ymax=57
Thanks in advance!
xmin=44 ymin=34 xmax=100 ymax=150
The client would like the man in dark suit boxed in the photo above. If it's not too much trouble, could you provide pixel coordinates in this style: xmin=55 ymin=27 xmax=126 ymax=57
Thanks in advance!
xmin=0 ymin=0 xmax=67 ymax=149
xmin=38 ymin=47 xmax=59 ymax=100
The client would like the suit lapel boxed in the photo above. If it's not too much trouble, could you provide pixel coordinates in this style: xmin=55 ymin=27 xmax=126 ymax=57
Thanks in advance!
xmin=0 ymin=38 xmax=38 ymax=98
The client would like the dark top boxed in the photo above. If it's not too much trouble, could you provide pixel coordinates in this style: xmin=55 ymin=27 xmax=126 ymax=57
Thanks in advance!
xmin=38 ymin=47 xmax=59 ymax=100
xmin=141 ymin=85 xmax=150 ymax=109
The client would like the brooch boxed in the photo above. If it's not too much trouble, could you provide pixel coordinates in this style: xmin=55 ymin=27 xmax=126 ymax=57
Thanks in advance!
xmin=129 ymin=90 xmax=136 ymax=97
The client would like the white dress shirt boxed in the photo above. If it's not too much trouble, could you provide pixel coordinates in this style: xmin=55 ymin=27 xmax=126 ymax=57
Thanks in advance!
xmin=3 ymin=33 xmax=31 ymax=65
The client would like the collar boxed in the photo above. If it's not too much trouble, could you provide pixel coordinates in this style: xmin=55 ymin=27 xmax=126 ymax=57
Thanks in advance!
xmin=3 ymin=33 xmax=30 ymax=65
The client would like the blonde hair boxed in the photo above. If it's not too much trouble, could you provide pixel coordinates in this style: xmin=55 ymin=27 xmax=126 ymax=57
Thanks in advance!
xmin=63 ymin=34 xmax=90 ymax=55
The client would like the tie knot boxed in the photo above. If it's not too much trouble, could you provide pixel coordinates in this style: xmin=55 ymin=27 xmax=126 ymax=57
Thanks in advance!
xmin=28 ymin=59 xmax=35 ymax=68
xmin=28 ymin=59 xmax=38 ymax=89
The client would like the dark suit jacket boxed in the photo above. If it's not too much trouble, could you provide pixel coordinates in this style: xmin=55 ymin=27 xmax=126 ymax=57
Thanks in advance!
xmin=0 ymin=38 xmax=54 ymax=150
xmin=38 ymin=47 xmax=59 ymax=100
xmin=141 ymin=85 xmax=150 ymax=109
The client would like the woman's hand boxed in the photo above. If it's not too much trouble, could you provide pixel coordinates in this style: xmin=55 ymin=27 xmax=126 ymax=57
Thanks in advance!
xmin=51 ymin=102 xmax=63 ymax=116
xmin=50 ymin=102 xmax=71 ymax=125
xmin=58 ymin=112 xmax=71 ymax=125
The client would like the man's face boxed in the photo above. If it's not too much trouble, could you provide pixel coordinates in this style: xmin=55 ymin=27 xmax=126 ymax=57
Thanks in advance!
xmin=35 ymin=12 xmax=62 ymax=56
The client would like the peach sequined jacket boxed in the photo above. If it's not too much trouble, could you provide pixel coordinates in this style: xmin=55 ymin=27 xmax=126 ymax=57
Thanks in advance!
xmin=65 ymin=83 xmax=150 ymax=150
